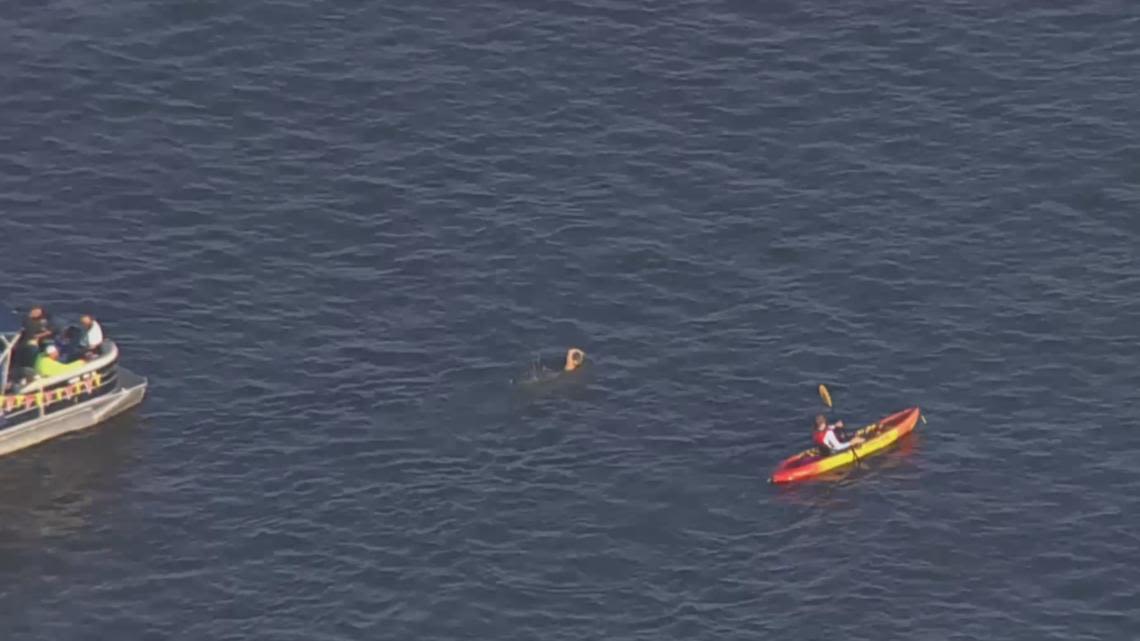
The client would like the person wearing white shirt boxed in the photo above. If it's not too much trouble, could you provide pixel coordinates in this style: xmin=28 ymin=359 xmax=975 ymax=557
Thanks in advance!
xmin=79 ymin=314 xmax=104 ymax=357
xmin=811 ymin=414 xmax=865 ymax=455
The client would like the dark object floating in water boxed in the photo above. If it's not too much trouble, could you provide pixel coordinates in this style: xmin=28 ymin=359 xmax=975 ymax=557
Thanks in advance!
xmin=513 ymin=347 xmax=587 ymax=385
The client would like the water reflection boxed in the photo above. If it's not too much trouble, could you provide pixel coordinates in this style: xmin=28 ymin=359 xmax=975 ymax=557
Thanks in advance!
xmin=0 ymin=413 xmax=145 ymax=545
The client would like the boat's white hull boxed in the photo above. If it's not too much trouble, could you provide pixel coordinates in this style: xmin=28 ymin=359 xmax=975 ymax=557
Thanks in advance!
xmin=0 ymin=367 xmax=147 ymax=457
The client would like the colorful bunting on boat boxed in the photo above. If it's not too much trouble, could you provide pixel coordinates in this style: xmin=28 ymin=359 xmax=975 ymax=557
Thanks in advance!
xmin=1 ymin=372 xmax=103 ymax=413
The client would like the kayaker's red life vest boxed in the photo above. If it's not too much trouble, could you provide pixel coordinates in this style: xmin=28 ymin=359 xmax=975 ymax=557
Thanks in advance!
xmin=812 ymin=428 xmax=830 ymax=448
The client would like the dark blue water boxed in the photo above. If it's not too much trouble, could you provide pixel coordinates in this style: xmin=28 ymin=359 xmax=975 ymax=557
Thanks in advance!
xmin=2 ymin=1 xmax=1139 ymax=639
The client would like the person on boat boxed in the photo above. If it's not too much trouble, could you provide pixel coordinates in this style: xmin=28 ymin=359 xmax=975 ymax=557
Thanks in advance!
xmin=34 ymin=344 xmax=85 ymax=378
xmin=22 ymin=306 xmax=54 ymax=347
xmin=77 ymin=314 xmax=104 ymax=358
xmin=812 ymin=414 xmax=864 ymax=455
xmin=564 ymin=348 xmax=585 ymax=372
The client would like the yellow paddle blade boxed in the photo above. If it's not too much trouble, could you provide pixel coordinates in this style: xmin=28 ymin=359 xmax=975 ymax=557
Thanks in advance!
xmin=818 ymin=384 xmax=833 ymax=408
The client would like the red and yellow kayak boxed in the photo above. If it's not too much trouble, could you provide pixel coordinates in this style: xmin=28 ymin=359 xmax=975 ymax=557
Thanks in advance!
xmin=769 ymin=407 xmax=922 ymax=484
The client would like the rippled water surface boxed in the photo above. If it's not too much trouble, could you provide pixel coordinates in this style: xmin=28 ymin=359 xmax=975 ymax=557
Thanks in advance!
xmin=2 ymin=1 xmax=1139 ymax=639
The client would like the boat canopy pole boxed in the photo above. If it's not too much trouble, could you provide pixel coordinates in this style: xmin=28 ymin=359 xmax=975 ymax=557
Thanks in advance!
xmin=0 ymin=335 xmax=16 ymax=397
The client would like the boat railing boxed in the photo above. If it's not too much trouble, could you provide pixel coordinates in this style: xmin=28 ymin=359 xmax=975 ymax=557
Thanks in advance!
xmin=0 ymin=333 xmax=17 ymax=398
xmin=1 ymin=356 xmax=121 ymax=425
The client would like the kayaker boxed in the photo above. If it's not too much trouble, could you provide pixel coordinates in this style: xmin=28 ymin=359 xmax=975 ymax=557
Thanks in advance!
xmin=564 ymin=348 xmax=585 ymax=372
xmin=812 ymin=414 xmax=864 ymax=455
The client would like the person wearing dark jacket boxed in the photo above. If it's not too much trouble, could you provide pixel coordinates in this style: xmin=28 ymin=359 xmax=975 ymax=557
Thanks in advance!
xmin=22 ymin=306 xmax=53 ymax=346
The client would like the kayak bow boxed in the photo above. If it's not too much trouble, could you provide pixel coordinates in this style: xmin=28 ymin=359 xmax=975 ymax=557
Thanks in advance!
xmin=769 ymin=407 xmax=922 ymax=484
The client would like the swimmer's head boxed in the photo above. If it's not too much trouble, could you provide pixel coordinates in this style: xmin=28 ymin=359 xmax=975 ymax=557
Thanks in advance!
xmin=565 ymin=348 xmax=586 ymax=371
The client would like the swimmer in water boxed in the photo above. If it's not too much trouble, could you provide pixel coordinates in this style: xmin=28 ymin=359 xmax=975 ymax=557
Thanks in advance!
xmin=564 ymin=348 xmax=585 ymax=372
xmin=513 ymin=347 xmax=587 ymax=387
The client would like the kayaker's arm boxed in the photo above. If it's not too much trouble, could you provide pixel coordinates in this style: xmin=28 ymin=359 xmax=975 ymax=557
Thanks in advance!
xmin=823 ymin=430 xmax=852 ymax=452
xmin=824 ymin=427 xmax=865 ymax=452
